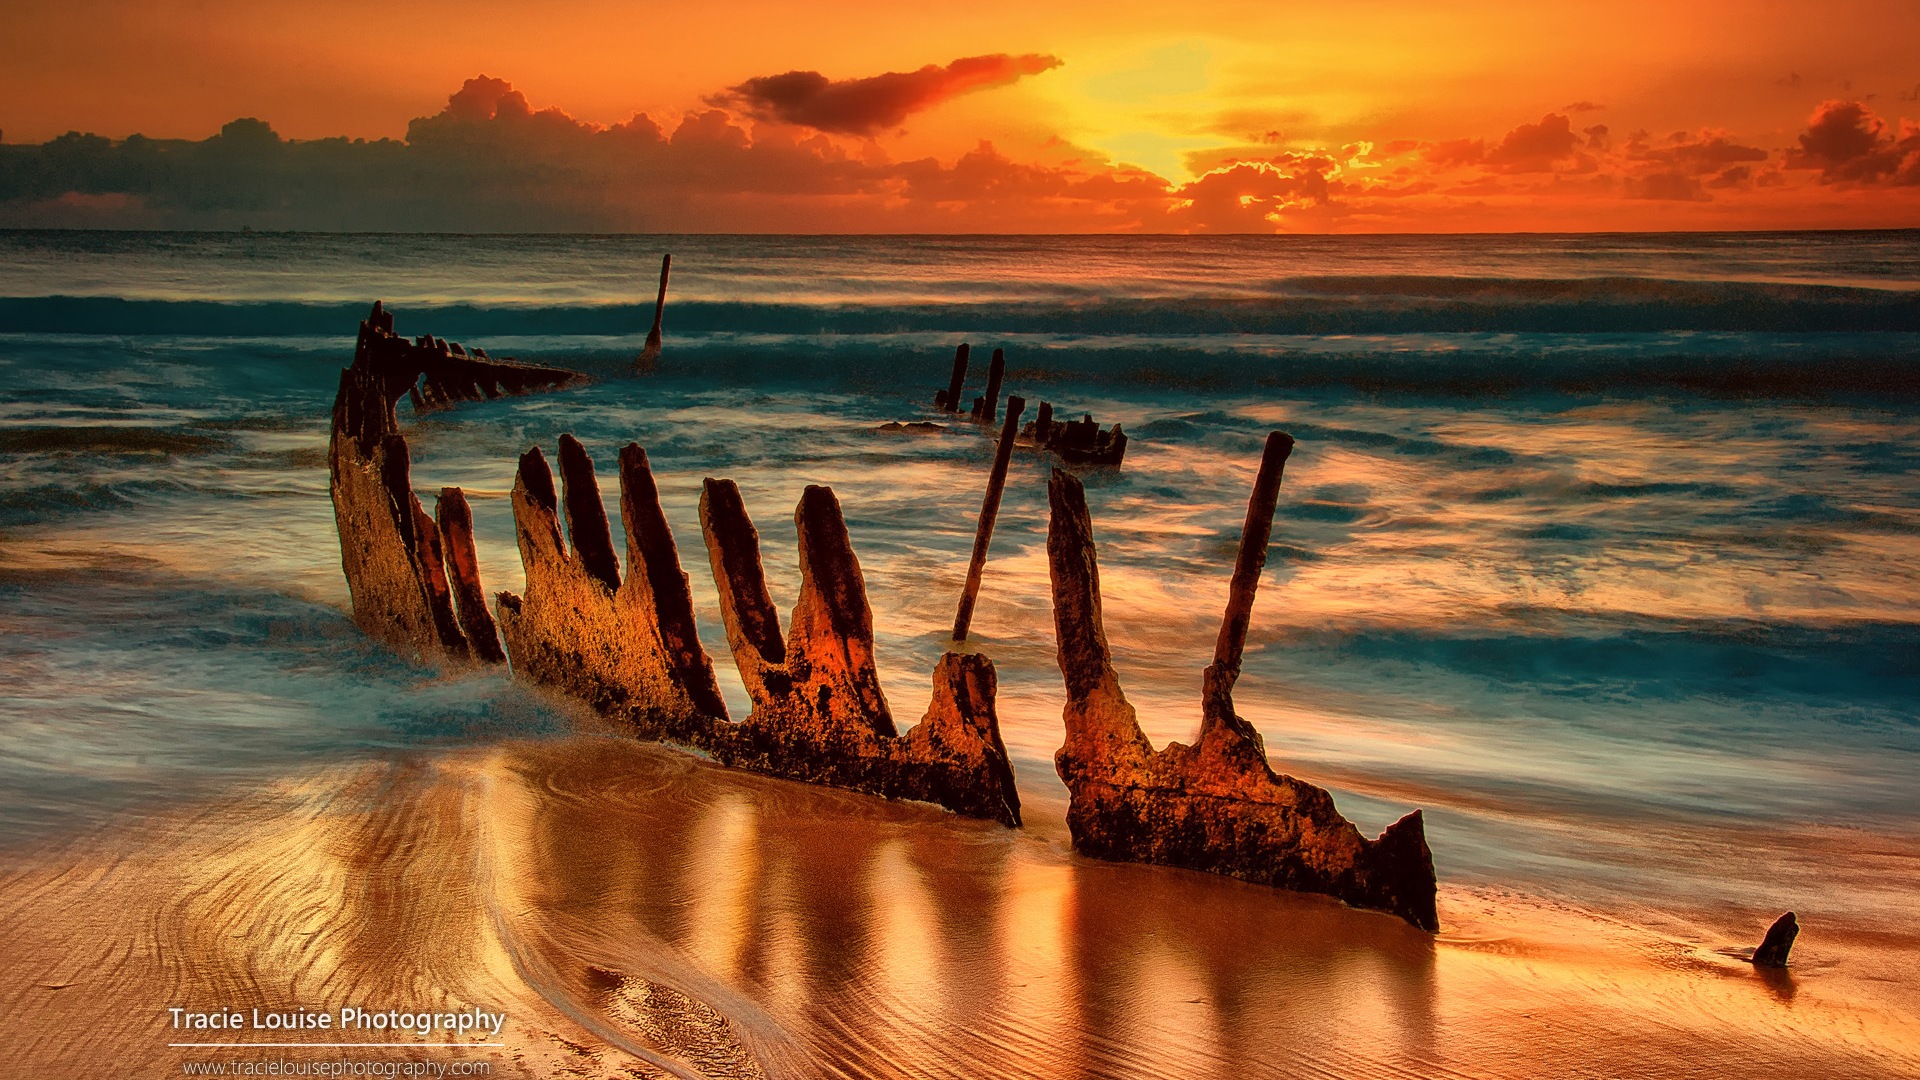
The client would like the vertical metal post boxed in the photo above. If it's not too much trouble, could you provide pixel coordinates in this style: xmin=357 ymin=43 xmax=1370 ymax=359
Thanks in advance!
xmin=952 ymin=395 xmax=1028 ymax=642
xmin=1212 ymin=431 xmax=1295 ymax=673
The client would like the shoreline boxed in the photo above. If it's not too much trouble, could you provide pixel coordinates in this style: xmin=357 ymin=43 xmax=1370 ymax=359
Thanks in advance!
xmin=3 ymin=736 xmax=1915 ymax=1077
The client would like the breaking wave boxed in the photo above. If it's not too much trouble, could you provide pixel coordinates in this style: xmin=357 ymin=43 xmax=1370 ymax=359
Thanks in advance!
xmin=5 ymin=275 xmax=1919 ymax=335
xmin=4 ymin=296 xmax=1918 ymax=398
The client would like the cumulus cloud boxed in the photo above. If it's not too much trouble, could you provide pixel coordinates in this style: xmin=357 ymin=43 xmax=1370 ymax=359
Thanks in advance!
xmin=712 ymin=54 xmax=1062 ymax=136
xmin=3 ymin=76 xmax=1916 ymax=233
xmin=1390 ymin=115 xmax=1785 ymax=208
xmin=1613 ymin=129 xmax=1771 ymax=198
xmin=1422 ymin=137 xmax=1485 ymax=168
xmin=1785 ymin=100 xmax=1920 ymax=184
xmin=1414 ymin=115 xmax=1599 ymax=175
xmin=1624 ymin=171 xmax=1709 ymax=201
xmin=892 ymin=140 xmax=1164 ymax=207
xmin=1637 ymin=130 xmax=1767 ymax=174
xmin=1171 ymin=161 xmax=1336 ymax=230
xmin=1162 ymin=144 xmax=1392 ymax=231
xmin=1706 ymin=165 xmax=1754 ymax=189
xmin=1483 ymin=113 xmax=1593 ymax=173
xmin=0 ymin=75 xmax=1161 ymax=232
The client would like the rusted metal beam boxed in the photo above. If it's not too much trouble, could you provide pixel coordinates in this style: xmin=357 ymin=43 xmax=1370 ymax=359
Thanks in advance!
xmin=638 ymin=253 xmax=671 ymax=369
xmin=1212 ymin=431 xmax=1294 ymax=675
xmin=952 ymin=395 xmax=1026 ymax=642
xmin=937 ymin=343 xmax=970 ymax=412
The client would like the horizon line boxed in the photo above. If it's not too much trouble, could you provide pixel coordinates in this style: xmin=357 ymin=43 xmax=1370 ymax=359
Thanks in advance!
xmin=4 ymin=226 xmax=1918 ymax=239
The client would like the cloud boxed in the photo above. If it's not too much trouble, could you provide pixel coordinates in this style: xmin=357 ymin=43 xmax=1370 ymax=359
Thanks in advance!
xmin=1706 ymin=165 xmax=1754 ymax=189
xmin=1785 ymin=100 xmax=1920 ymax=184
xmin=1483 ymin=113 xmax=1592 ymax=173
xmin=712 ymin=54 xmax=1062 ymax=136
xmin=1400 ymin=115 xmax=1778 ymax=208
xmin=0 ymin=75 xmax=1166 ymax=232
xmin=1413 ymin=115 xmax=1594 ymax=175
xmin=1624 ymin=171 xmax=1709 ymax=201
xmin=1162 ymin=144 xmax=1390 ymax=231
xmin=1169 ymin=161 xmax=1338 ymax=230
xmin=443 ymin=76 xmax=534 ymax=122
xmin=1423 ymin=137 xmax=1485 ymax=168
xmin=3 ymin=76 xmax=1917 ymax=233
xmin=1636 ymin=130 xmax=1767 ymax=175
xmin=1613 ymin=129 xmax=1769 ymax=197
xmin=891 ymin=140 xmax=1164 ymax=206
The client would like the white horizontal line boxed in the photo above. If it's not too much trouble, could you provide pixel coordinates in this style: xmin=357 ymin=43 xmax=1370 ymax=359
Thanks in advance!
xmin=168 ymin=1043 xmax=504 ymax=1048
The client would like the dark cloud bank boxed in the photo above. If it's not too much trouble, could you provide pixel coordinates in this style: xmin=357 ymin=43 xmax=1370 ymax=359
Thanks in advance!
xmin=714 ymin=54 xmax=1062 ymax=135
xmin=0 ymin=67 xmax=1911 ymax=232
xmin=0 ymin=62 xmax=1123 ymax=232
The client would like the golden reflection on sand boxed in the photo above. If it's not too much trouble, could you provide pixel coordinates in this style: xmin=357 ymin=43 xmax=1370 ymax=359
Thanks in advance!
xmin=2 ymin=736 xmax=1915 ymax=1078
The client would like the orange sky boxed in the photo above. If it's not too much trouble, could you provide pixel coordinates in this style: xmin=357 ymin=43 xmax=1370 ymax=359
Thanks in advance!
xmin=3 ymin=0 xmax=1919 ymax=231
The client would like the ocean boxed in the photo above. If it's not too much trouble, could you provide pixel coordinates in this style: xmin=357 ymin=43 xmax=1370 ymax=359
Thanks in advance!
xmin=1 ymin=230 xmax=1916 ymax=1077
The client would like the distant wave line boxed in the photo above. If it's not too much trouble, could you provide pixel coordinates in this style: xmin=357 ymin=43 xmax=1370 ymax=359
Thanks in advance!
xmin=3 ymin=275 xmax=1919 ymax=337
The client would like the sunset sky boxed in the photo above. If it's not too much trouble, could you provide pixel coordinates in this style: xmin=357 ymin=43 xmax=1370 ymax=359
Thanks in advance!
xmin=3 ymin=0 xmax=1918 ymax=231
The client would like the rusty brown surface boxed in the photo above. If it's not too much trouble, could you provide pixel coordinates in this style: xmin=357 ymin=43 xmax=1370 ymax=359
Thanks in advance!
xmin=935 ymin=343 xmax=970 ymax=411
xmin=697 ymin=479 xmax=900 ymax=740
xmin=490 ymin=439 xmax=1022 ymax=827
xmin=694 ymin=477 xmax=1020 ymax=825
xmin=436 ymin=487 xmax=505 ymax=664
xmin=1044 ymin=450 xmax=1438 ymax=930
xmin=1042 ymin=414 xmax=1128 ymax=466
xmin=494 ymin=441 xmax=727 ymax=737
xmin=924 ymin=343 xmax=1123 ymax=466
xmin=327 ymin=302 xmax=583 ymax=665
xmin=1212 ymin=431 xmax=1293 ymax=675
xmin=952 ymin=396 xmax=1027 ymax=642
xmin=328 ymin=309 xmax=473 ymax=663
xmin=1752 ymin=911 xmax=1799 ymax=967
xmin=618 ymin=443 xmax=729 ymax=720
xmin=1018 ymin=405 xmax=1127 ymax=467
xmin=970 ymin=348 xmax=1007 ymax=423
xmin=638 ymin=253 xmax=671 ymax=369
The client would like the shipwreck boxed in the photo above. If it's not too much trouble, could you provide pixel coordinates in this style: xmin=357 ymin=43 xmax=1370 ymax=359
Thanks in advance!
xmin=1021 ymin=401 xmax=1127 ymax=466
xmin=328 ymin=301 xmax=1439 ymax=927
xmin=328 ymin=300 xmax=583 ymax=664
xmin=330 ymin=302 xmax=1020 ymax=826
xmin=492 ymin=435 xmax=1022 ymax=825
xmin=1044 ymin=433 xmax=1439 ymax=930
xmin=930 ymin=343 xmax=1127 ymax=466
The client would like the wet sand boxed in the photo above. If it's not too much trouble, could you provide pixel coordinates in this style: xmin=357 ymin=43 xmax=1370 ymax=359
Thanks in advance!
xmin=4 ymin=733 xmax=1915 ymax=1079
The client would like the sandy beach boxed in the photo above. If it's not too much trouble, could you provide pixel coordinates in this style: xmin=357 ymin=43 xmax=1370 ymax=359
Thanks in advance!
xmin=4 ymin=729 xmax=1916 ymax=1078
